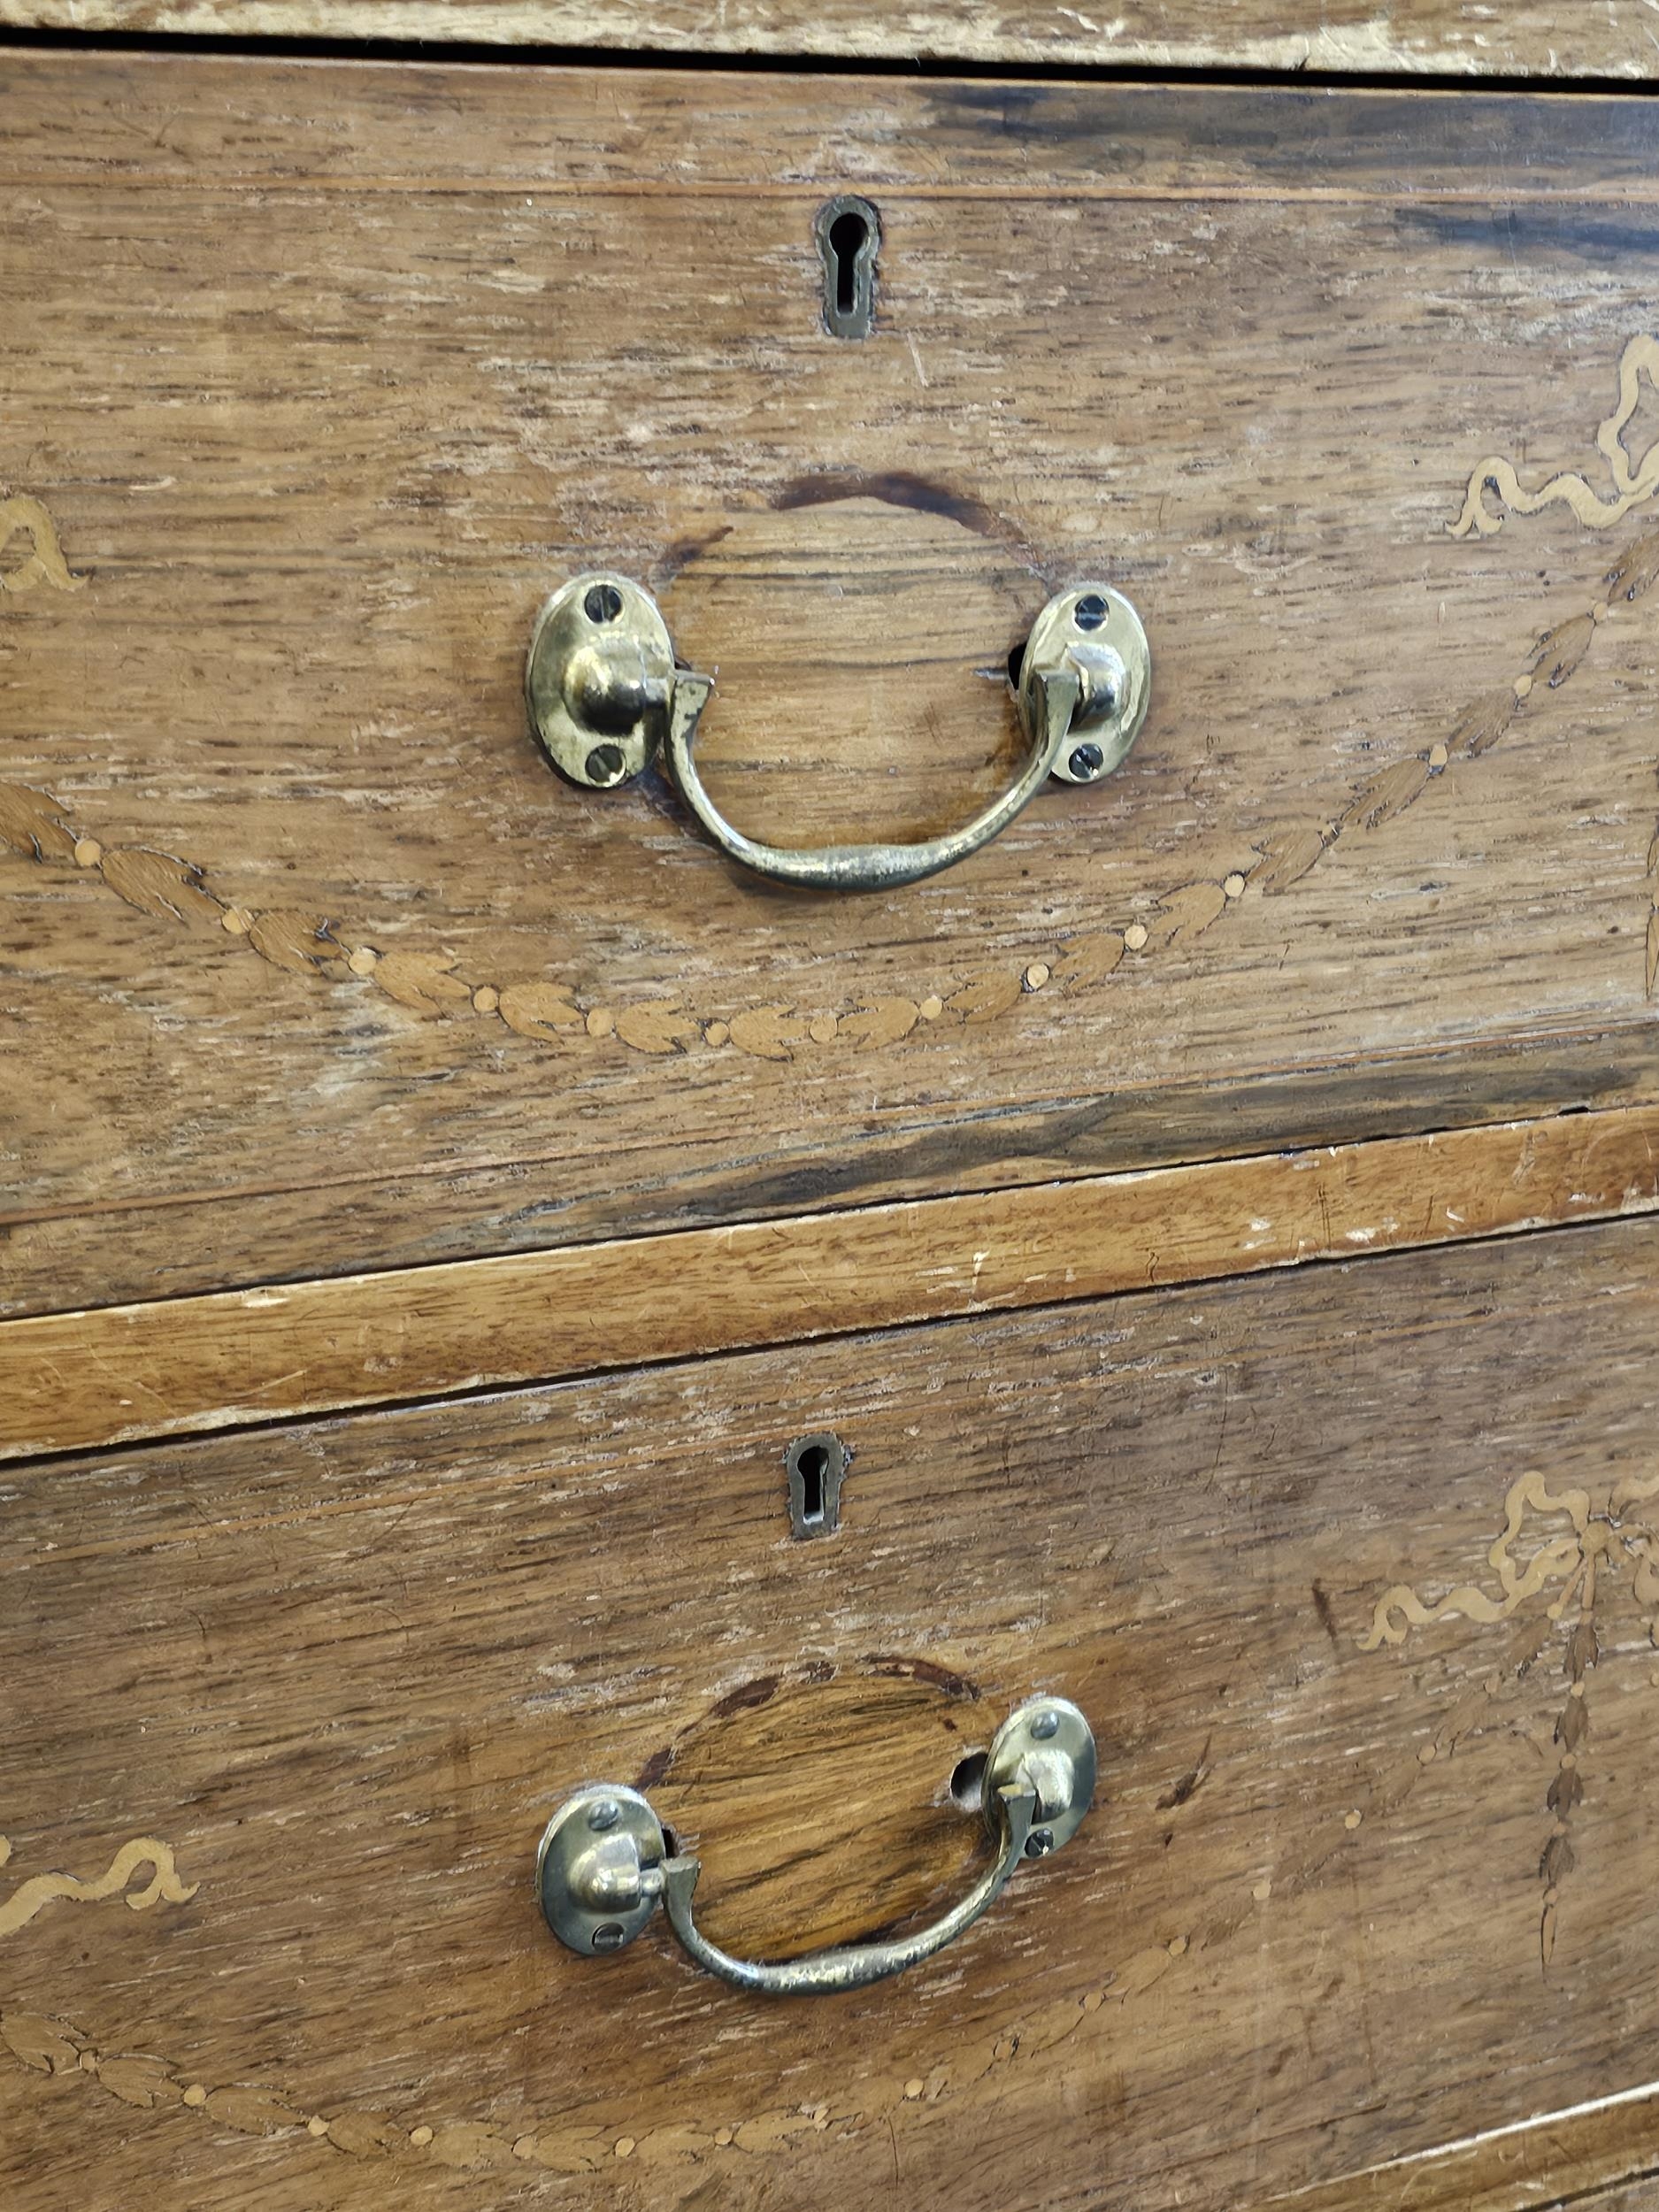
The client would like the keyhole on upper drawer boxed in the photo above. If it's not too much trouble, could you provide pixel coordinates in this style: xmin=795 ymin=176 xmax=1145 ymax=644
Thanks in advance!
xmin=786 ymin=1432 xmax=849 ymax=1538
xmin=816 ymin=196 xmax=879 ymax=340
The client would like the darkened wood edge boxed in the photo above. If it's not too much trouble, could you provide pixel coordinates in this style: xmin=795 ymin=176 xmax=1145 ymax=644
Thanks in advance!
xmin=2 ymin=5 xmax=1658 ymax=86
xmin=7 ymin=1024 xmax=1655 ymax=1320
xmin=4 ymin=1100 xmax=1656 ymax=1463
xmin=3 ymin=50 xmax=1659 ymax=198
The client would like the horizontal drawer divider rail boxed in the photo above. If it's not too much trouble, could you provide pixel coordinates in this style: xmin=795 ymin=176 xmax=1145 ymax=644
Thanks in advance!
xmin=3 ymin=1100 xmax=1656 ymax=1463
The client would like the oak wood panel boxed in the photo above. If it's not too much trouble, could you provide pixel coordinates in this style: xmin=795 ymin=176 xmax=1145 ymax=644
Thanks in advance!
xmin=2 ymin=0 xmax=1657 ymax=80
xmin=5 ymin=1099 xmax=1659 ymax=1459
xmin=4 ymin=1220 xmax=1659 ymax=2208
xmin=5 ymin=56 xmax=1659 ymax=1317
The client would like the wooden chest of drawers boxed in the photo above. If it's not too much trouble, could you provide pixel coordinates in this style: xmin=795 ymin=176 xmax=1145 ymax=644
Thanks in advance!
xmin=4 ymin=20 xmax=1659 ymax=2210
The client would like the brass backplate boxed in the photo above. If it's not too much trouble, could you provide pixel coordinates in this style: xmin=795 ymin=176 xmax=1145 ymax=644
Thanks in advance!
xmin=526 ymin=572 xmax=675 ymax=790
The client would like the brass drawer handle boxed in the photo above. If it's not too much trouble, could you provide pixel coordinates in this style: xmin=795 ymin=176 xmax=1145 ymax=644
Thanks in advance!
xmin=526 ymin=574 xmax=1149 ymax=891
xmin=535 ymin=1694 xmax=1095 ymax=1997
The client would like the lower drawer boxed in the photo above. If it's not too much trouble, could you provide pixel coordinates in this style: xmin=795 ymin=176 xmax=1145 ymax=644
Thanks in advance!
xmin=4 ymin=1218 xmax=1658 ymax=2209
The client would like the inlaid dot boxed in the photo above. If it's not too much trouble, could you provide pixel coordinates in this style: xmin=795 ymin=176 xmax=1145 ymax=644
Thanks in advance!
xmin=512 ymin=2134 xmax=537 ymax=2161
xmin=347 ymin=947 xmax=378 ymax=976
xmin=1417 ymin=1742 xmax=1437 ymax=1763
xmin=1168 ymin=1934 xmax=1188 ymax=1957
xmin=1428 ymin=743 xmax=1448 ymax=772
xmin=472 ymin=985 xmax=499 ymax=1014
xmin=1024 ymin=962 xmax=1051 ymax=991
xmin=1344 ymin=1809 xmax=1363 ymax=1831
xmin=614 ymin=2136 xmax=635 ymax=2161
xmin=715 ymin=2126 xmax=734 ymax=2147
xmin=183 ymin=2085 xmax=208 ymax=2107
xmin=1252 ymin=1878 xmax=1271 ymax=1902
xmin=808 ymin=1015 xmax=837 ymax=1045
xmin=1124 ymin=923 xmax=1148 ymax=952
xmin=1543 ymin=1886 xmax=1560 ymax=1907
xmin=903 ymin=2078 xmax=924 ymax=2101
xmin=586 ymin=1006 xmax=615 ymax=1039
xmin=1570 ymin=1680 xmax=1586 ymax=1699
xmin=1514 ymin=673 xmax=1534 ymax=701
xmin=222 ymin=908 xmax=252 ymax=936
xmin=307 ymin=2116 xmax=328 ymax=2139
xmin=409 ymin=2125 xmax=434 ymax=2147
xmin=1592 ymin=601 xmax=1609 ymax=623
xmin=1222 ymin=872 xmax=1247 ymax=900
xmin=73 ymin=837 xmax=102 ymax=868
xmin=918 ymin=996 xmax=943 ymax=1022
xmin=79 ymin=2050 xmax=98 ymax=2073
xmin=1082 ymin=1989 xmax=1104 ymax=2014
xmin=812 ymin=2105 xmax=830 ymax=2131
xmin=703 ymin=1019 xmax=729 ymax=1047
xmin=1561 ymin=1752 xmax=1578 ymax=1770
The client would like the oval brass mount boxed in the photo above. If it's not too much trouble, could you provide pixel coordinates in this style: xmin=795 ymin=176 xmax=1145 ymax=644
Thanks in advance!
xmin=535 ymin=1694 xmax=1096 ymax=1996
xmin=525 ymin=573 xmax=1150 ymax=891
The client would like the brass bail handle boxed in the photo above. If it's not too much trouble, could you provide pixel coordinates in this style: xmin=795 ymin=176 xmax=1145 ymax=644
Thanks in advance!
xmin=526 ymin=574 xmax=1150 ymax=891
xmin=535 ymin=1695 xmax=1096 ymax=1998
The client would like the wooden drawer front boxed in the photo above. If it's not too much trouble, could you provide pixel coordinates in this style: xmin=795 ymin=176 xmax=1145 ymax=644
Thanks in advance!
xmin=5 ymin=1217 xmax=1659 ymax=2208
xmin=5 ymin=54 xmax=1659 ymax=1312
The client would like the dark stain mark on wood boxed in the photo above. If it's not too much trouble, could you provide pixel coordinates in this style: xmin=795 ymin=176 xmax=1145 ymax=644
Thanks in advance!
xmin=1311 ymin=1579 xmax=1340 ymax=1647
xmin=1156 ymin=1733 xmax=1212 ymax=1809
xmin=710 ymin=1673 xmax=782 ymax=1719
xmin=634 ymin=1743 xmax=675 ymax=1791
xmin=862 ymin=1653 xmax=980 ymax=1701
xmin=651 ymin=524 xmax=733 ymax=586
xmin=772 ymin=467 xmax=1009 ymax=546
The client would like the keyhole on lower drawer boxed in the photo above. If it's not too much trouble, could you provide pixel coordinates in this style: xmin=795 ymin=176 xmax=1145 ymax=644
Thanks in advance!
xmin=786 ymin=1432 xmax=849 ymax=1538
xmin=816 ymin=196 xmax=879 ymax=339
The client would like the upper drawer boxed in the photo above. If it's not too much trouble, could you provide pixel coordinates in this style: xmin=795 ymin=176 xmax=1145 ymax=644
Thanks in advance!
xmin=4 ymin=54 xmax=1659 ymax=1312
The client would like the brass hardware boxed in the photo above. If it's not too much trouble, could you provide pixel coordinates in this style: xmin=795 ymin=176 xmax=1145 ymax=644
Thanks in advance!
xmin=524 ymin=573 xmax=676 ymax=792
xmin=535 ymin=1694 xmax=1096 ymax=1996
xmin=526 ymin=573 xmax=1151 ymax=891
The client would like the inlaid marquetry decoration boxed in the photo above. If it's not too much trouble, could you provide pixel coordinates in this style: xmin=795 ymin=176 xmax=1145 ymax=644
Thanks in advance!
xmin=1451 ymin=334 xmax=1659 ymax=540
xmin=0 ymin=1610 xmax=1587 ymax=2179
xmin=1362 ymin=1467 xmax=1659 ymax=1966
xmin=0 ymin=1831 xmax=196 ymax=1939
xmin=0 ymin=495 xmax=83 ymax=595
xmin=3 ymin=519 xmax=1656 ymax=1046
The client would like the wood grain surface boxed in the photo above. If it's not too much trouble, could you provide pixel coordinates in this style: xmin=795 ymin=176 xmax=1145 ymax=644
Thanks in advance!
xmin=4 ymin=1099 xmax=1659 ymax=1459
xmin=4 ymin=54 xmax=1659 ymax=1315
xmin=2 ymin=0 xmax=1658 ymax=80
xmin=4 ymin=1217 xmax=1659 ymax=2208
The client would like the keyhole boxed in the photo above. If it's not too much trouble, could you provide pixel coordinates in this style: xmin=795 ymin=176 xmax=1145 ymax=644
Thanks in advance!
xmin=786 ymin=1432 xmax=849 ymax=1539
xmin=798 ymin=1444 xmax=826 ymax=1523
xmin=815 ymin=195 xmax=879 ymax=341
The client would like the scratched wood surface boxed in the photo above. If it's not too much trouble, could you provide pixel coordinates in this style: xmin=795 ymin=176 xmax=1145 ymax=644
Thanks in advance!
xmin=4 ymin=1100 xmax=1659 ymax=1459
xmin=4 ymin=1217 xmax=1659 ymax=2209
xmin=3 ymin=0 xmax=1658 ymax=78
xmin=4 ymin=54 xmax=1659 ymax=1315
